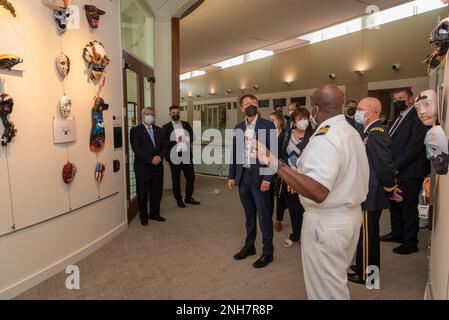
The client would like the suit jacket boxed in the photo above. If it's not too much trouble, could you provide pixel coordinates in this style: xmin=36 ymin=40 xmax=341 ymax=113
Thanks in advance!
xmin=229 ymin=117 xmax=276 ymax=187
xmin=388 ymin=108 xmax=430 ymax=179
xmin=280 ymin=125 xmax=314 ymax=162
xmin=362 ymin=120 xmax=397 ymax=211
xmin=161 ymin=121 xmax=194 ymax=164
xmin=130 ymin=123 xmax=164 ymax=174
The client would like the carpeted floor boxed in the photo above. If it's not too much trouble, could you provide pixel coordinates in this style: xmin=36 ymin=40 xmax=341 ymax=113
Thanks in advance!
xmin=16 ymin=175 xmax=429 ymax=300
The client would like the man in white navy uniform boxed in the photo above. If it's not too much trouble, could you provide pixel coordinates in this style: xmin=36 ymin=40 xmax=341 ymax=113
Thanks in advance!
xmin=253 ymin=85 xmax=369 ymax=299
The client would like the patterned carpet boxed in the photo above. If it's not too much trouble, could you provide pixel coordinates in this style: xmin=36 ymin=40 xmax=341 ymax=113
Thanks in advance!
xmin=16 ymin=175 xmax=429 ymax=300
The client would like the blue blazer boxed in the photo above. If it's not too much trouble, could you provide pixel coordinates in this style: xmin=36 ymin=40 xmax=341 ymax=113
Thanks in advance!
xmin=229 ymin=117 xmax=276 ymax=187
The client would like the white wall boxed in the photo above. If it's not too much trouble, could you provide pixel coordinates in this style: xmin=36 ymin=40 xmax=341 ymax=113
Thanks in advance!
xmin=0 ymin=0 xmax=127 ymax=299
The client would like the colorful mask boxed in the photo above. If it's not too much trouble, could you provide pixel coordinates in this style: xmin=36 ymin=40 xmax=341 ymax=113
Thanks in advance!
xmin=415 ymin=90 xmax=438 ymax=126
xmin=430 ymin=17 xmax=449 ymax=56
xmin=84 ymin=5 xmax=105 ymax=29
xmin=0 ymin=0 xmax=16 ymax=17
xmin=90 ymin=97 xmax=109 ymax=153
xmin=0 ymin=54 xmax=23 ymax=71
xmin=56 ymin=54 xmax=70 ymax=78
xmin=83 ymin=41 xmax=110 ymax=81
xmin=0 ymin=94 xmax=17 ymax=147
xmin=62 ymin=162 xmax=77 ymax=184
xmin=95 ymin=162 xmax=106 ymax=182
xmin=425 ymin=126 xmax=449 ymax=175
xmin=59 ymin=95 xmax=71 ymax=118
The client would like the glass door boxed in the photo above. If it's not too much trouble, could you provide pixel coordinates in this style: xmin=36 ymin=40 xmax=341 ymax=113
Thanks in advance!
xmin=123 ymin=51 xmax=155 ymax=223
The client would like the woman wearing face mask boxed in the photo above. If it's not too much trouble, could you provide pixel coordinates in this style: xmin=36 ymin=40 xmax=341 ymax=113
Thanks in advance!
xmin=269 ymin=112 xmax=288 ymax=231
xmin=280 ymin=108 xmax=315 ymax=248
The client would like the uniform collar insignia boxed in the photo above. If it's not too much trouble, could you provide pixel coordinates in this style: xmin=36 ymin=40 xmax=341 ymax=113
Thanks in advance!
xmin=315 ymin=125 xmax=330 ymax=136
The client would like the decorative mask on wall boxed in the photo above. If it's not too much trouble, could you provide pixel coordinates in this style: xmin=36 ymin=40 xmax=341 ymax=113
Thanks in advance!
xmin=0 ymin=0 xmax=16 ymax=18
xmin=430 ymin=17 xmax=449 ymax=57
xmin=414 ymin=89 xmax=439 ymax=126
xmin=0 ymin=93 xmax=17 ymax=147
xmin=83 ymin=41 xmax=110 ymax=81
xmin=95 ymin=162 xmax=106 ymax=182
xmin=56 ymin=54 xmax=70 ymax=78
xmin=84 ymin=5 xmax=105 ymax=29
xmin=53 ymin=8 xmax=71 ymax=34
xmin=62 ymin=162 xmax=77 ymax=184
xmin=90 ymin=96 xmax=109 ymax=153
xmin=0 ymin=54 xmax=23 ymax=71
xmin=425 ymin=125 xmax=449 ymax=175
xmin=59 ymin=95 xmax=71 ymax=118
xmin=42 ymin=0 xmax=71 ymax=34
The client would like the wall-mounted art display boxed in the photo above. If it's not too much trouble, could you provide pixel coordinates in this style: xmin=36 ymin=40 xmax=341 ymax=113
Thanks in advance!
xmin=415 ymin=89 xmax=439 ymax=126
xmin=62 ymin=161 xmax=77 ymax=184
xmin=83 ymin=40 xmax=110 ymax=81
xmin=0 ymin=0 xmax=16 ymax=18
xmin=59 ymin=94 xmax=71 ymax=118
xmin=53 ymin=119 xmax=76 ymax=144
xmin=90 ymin=96 xmax=109 ymax=153
xmin=0 ymin=54 xmax=22 ymax=71
xmin=425 ymin=17 xmax=449 ymax=74
xmin=0 ymin=0 xmax=24 ymax=71
xmin=84 ymin=5 xmax=105 ymax=29
xmin=425 ymin=125 xmax=449 ymax=175
xmin=42 ymin=0 xmax=71 ymax=34
xmin=95 ymin=162 xmax=105 ymax=182
xmin=0 ymin=93 xmax=16 ymax=146
xmin=56 ymin=53 xmax=70 ymax=78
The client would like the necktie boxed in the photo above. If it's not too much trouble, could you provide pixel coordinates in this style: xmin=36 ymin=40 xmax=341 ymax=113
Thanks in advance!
xmin=389 ymin=115 xmax=403 ymax=137
xmin=147 ymin=126 xmax=155 ymax=146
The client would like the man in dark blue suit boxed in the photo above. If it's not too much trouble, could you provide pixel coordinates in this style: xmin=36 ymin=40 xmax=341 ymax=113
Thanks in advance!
xmin=130 ymin=107 xmax=166 ymax=226
xmin=380 ymin=88 xmax=430 ymax=254
xmin=228 ymin=94 xmax=276 ymax=268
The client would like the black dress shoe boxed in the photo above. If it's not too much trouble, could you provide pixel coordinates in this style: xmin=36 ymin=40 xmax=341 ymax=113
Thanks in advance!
xmin=350 ymin=265 xmax=357 ymax=272
xmin=150 ymin=216 xmax=166 ymax=222
xmin=348 ymin=273 xmax=365 ymax=285
xmin=253 ymin=254 xmax=274 ymax=268
xmin=380 ymin=233 xmax=402 ymax=243
xmin=393 ymin=244 xmax=418 ymax=255
xmin=233 ymin=247 xmax=256 ymax=260
xmin=185 ymin=198 xmax=201 ymax=205
xmin=177 ymin=200 xmax=186 ymax=208
xmin=140 ymin=219 xmax=149 ymax=226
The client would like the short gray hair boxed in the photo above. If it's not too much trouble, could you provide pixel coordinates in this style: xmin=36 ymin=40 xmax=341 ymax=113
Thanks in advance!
xmin=141 ymin=107 xmax=154 ymax=117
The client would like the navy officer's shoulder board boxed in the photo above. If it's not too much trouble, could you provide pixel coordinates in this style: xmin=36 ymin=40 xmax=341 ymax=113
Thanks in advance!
xmin=315 ymin=125 xmax=330 ymax=136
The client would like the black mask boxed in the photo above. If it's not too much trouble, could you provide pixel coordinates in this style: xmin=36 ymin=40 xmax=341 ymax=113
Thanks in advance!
xmin=431 ymin=153 xmax=449 ymax=175
xmin=394 ymin=100 xmax=408 ymax=112
xmin=245 ymin=105 xmax=258 ymax=117
xmin=171 ymin=115 xmax=180 ymax=122
xmin=347 ymin=108 xmax=356 ymax=117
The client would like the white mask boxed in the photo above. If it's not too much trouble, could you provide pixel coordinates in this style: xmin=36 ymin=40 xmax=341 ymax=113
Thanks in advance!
xmin=354 ymin=110 xmax=367 ymax=125
xmin=296 ymin=120 xmax=309 ymax=131
xmin=309 ymin=106 xmax=319 ymax=128
xmin=59 ymin=95 xmax=71 ymax=118
xmin=144 ymin=115 xmax=155 ymax=125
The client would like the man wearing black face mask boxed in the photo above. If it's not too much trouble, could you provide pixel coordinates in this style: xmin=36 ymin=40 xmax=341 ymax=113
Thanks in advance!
xmin=380 ymin=88 xmax=430 ymax=255
xmin=345 ymin=100 xmax=358 ymax=129
xmin=162 ymin=105 xmax=200 ymax=208
xmin=228 ymin=94 xmax=276 ymax=268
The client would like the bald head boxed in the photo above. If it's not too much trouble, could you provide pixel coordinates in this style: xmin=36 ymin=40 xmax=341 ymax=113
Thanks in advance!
xmin=359 ymin=97 xmax=381 ymax=114
xmin=357 ymin=97 xmax=381 ymax=127
xmin=312 ymin=84 xmax=344 ymax=116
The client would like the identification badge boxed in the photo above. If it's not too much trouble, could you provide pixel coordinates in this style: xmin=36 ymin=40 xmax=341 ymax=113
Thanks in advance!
xmin=418 ymin=204 xmax=429 ymax=219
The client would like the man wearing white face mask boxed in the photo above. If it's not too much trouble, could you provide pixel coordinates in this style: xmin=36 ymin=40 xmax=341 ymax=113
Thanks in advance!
xmin=348 ymin=98 xmax=402 ymax=285
xmin=130 ymin=107 xmax=166 ymax=226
